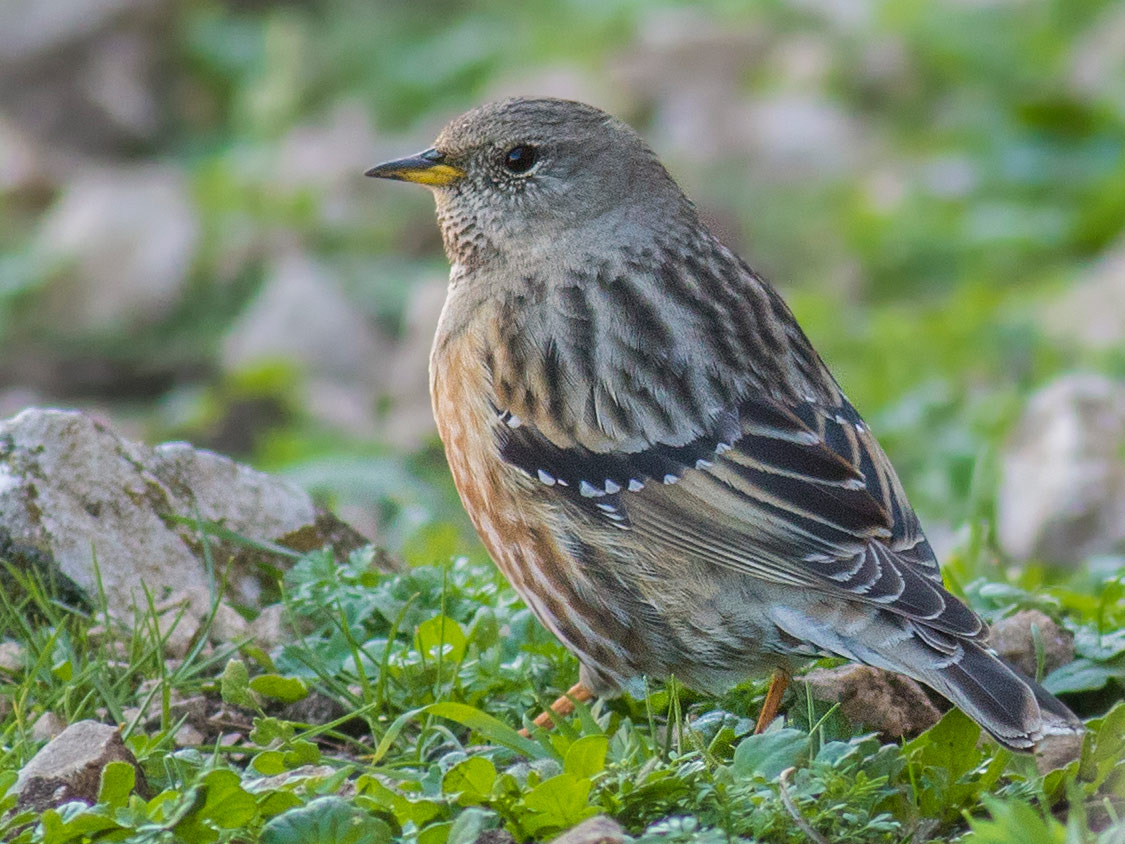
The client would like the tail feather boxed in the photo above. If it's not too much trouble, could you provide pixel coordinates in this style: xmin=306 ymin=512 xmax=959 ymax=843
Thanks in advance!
xmin=925 ymin=641 xmax=1083 ymax=750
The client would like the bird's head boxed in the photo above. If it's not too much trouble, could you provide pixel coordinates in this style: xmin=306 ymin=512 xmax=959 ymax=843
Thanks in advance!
xmin=366 ymin=98 xmax=695 ymax=269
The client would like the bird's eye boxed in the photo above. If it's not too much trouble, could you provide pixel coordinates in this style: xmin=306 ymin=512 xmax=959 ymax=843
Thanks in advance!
xmin=503 ymin=145 xmax=538 ymax=174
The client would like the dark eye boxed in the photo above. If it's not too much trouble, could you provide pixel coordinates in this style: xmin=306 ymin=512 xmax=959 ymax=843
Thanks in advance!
xmin=503 ymin=145 xmax=538 ymax=174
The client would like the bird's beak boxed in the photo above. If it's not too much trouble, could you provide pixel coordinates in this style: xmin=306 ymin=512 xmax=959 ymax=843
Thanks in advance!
xmin=364 ymin=147 xmax=465 ymax=187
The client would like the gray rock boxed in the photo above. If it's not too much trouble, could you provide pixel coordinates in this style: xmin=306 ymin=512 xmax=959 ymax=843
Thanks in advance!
xmin=1044 ymin=237 xmax=1125 ymax=351
xmin=34 ymin=165 xmax=199 ymax=335
xmin=15 ymin=720 xmax=149 ymax=811
xmin=0 ymin=408 xmax=370 ymax=625
xmin=30 ymin=712 xmax=67 ymax=742
xmin=552 ymin=816 xmax=625 ymax=844
xmin=997 ymin=374 xmax=1125 ymax=565
xmin=221 ymin=252 xmax=390 ymax=437
xmin=0 ymin=0 xmax=172 ymax=153
xmin=0 ymin=640 xmax=25 ymax=674
xmin=988 ymin=610 xmax=1074 ymax=680
xmin=1070 ymin=3 xmax=1125 ymax=119
xmin=802 ymin=664 xmax=942 ymax=740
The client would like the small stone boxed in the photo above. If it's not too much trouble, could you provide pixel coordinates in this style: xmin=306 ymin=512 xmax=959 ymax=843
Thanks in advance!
xmin=34 ymin=165 xmax=199 ymax=336
xmin=802 ymin=665 xmax=942 ymax=740
xmin=997 ymin=374 xmax=1125 ymax=566
xmin=988 ymin=610 xmax=1075 ymax=679
xmin=1044 ymin=237 xmax=1125 ymax=351
xmin=248 ymin=604 xmax=286 ymax=651
xmin=552 ymin=816 xmax=626 ymax=844
xmin=15 ymin=720 xmax=149 ymax=812
xmin=30 ymin=712 xmax=66 ymax=742
xmin=1035 ymin=730 xmax=1084 ymax=774
xmin=0 ymin=640 xmax=25 ymax=674
xmin=173 ymin=724 xmax=205 ymax=747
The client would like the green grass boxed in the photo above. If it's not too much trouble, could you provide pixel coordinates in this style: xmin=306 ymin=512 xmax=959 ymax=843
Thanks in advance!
xmin=0 ymin=538 xmax=1122 ymax=843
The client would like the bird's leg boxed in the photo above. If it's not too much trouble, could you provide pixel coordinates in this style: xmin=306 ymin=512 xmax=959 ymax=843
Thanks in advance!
xmin=755 ymin=669 xmax=790 ymax=733
xmin=519 ymin=682 xmax=595 ymax=736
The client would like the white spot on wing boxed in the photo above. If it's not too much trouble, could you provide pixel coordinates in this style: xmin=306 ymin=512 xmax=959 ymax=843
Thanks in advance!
xmin=537 ymin=469 xmax=556 ymax=486
xmin=579 ymin=480 xmax=604 ymax=498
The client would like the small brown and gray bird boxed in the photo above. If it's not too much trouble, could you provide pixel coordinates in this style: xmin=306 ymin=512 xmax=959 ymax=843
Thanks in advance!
xmin=367 ymin=97 xmax=1081 ymax=750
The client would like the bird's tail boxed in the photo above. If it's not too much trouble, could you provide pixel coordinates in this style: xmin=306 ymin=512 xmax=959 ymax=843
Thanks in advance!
xmin=918 ymin=640 xmax=1083 ymax=751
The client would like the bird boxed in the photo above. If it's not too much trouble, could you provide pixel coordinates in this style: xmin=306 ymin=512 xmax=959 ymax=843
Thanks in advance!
xmin=366 ymin=97 xmax=1083 ymax=750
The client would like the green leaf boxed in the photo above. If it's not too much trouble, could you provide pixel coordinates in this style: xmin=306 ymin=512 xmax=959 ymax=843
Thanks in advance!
xmin=446 ymin=808 xmax=496 ymax=844
xmin=174 ymin=769 xmax=258 ymax=841
xmin=731 ymin=728 xmax=809 ymax=781
xmin=39 ymin=804 xmax=122 ymax=843
xmin=442 ymin=757 xmax=497 ymax=805
xmin=251 ymin=674 xmax=310 ymax=704
xmin=283 ymin=739 xmax=322 ymax=768
xmin=1044 ymin=657 xmax=1124 ymax=694
xmin=414 ymin=614 xmax=468 ymax=665
xmin=418 ymin=821 xmax=452 ymax=844
xmin=355 ymin=777 xmax=444 ymax=826
xmin=253 ymin=750 xmax=288 ymax=775
xmin=97 ymin=760 xmax=136 ymax=811
xmin=963 ymin=795 xmax=1066 ymax=844
xmin=904 ymin=709 xmax=985 ymax=821
xmin=251 ymin=716 xmax=294 ymax=746
xmin=262 ymin=796 xmax=393 ymax=844
xmin=1079 ymin=700 xmax=1125 ymax=794
xmin=563 ymin=735 xmax=608 ymax=779
xmin=220 ymin=658 xmax=257 ymax=708
xmin=424 ymin=702 xmax=550 ymax=761
xmin=520 ymin=773 xmax=596 ymax=835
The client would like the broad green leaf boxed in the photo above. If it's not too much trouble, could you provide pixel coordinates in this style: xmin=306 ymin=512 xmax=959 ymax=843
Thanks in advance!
xmin=220 ymin=658 xmax=256 ymax=708
xmin=39 ymin=805 xmax=122 ymax=843
xmin=174 ymin=768 xmax=258 ymax=841
xmin=414 ymin=614 xmax=468 ymax=665
xmin=446 ymin=808 xmax=497 ymax=844
xmin=1044 ymin=657 xmax=1123 ymax=694
xmin=251 ymin=674 xmax=310 ymax=704
xmin=904 ymin=709 xmax=984 ymax=821
xmin=731 ymin=728 xmax=808 ymax=781
xmin=418 ymin=821 xmax=452 ymax=844
xmin=962 ymin=795 xmax=1066 ymax=844
xmin=442 ymin=757 xmax=497 ymax=805
xmin=563 ymin=735 xmax=608 ymax=779
xmin=252 ymin=750 xmax=288 ymax=775
xmin=262 ymin=796 xmax=393 ymax=844
xmin=520 ymin=773 xmax=596 ymax=835
xmin=355 ymin=777 xmax=444 ymax=826
xmin=97 ymin=760 xmax=136 ymax=810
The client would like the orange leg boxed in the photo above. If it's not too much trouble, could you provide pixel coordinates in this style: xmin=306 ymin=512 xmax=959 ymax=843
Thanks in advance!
xmin=755 ymin=669 xmax=790 ymax=733
xmin=519 ymin=682 xmax=595 ymax=736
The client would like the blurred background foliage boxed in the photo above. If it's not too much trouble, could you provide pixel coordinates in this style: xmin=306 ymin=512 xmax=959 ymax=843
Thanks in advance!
xmin=1 ymin=0 xmax=1124 ymax=562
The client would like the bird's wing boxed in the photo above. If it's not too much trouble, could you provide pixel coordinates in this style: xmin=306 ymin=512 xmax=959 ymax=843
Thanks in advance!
xmin=494 ymin=393 xmax=982 ymax=639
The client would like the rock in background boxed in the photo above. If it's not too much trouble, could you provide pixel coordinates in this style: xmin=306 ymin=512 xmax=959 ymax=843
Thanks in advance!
xmin=997 ymin=374 xmax=1125 ymax=566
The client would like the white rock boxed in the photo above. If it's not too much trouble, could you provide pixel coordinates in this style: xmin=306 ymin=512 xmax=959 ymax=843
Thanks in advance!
xmin=997 ymin=374 xmax=1125 ymax=565
xmin=31 ymin=712 xmax=67 ymax=742
xmin=0 ymin=641 xmax=25 ymax=674
xmin=34 ymin=164 xmax=199 ymax=335
xmin=0 ymin=408 xmax=367 ymax=622
xmin=1070 ymin=3 xmax=1125 ymax=118
xmin=1044 ymin=236 xmax=1125 ymax=351
xmin=0 ymin=0 xmax=154 ymax=63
